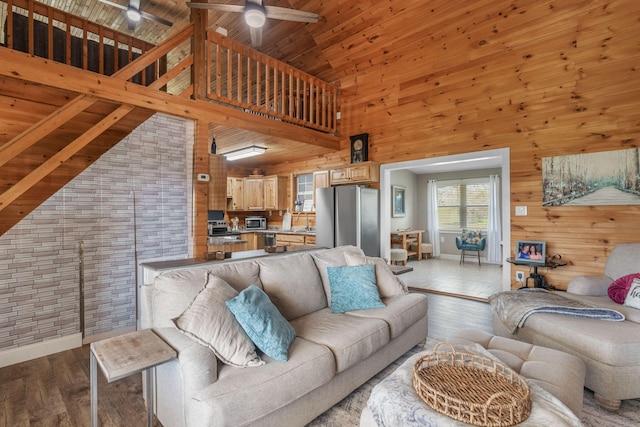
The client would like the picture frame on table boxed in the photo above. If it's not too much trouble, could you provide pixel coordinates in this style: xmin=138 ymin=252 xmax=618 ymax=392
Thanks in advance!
xmin=515 ymin=240 xmax=546 ymax=265
xmin=392 ymin=185 xmax=406 ymax=217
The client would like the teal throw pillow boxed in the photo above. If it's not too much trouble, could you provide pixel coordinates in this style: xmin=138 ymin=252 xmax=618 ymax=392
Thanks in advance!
xmin=327 ymin=264 xmax=386 ymax=313
xmin=226 ymin=285 xmax=296 ymax=362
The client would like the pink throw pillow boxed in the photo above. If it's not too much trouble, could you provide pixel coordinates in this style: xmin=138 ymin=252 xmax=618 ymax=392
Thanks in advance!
xmin=608 ymin=273 xmax=640 ymax=304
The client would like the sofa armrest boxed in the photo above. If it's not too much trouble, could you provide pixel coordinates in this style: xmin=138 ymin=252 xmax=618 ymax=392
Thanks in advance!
xmin=153 ymin=327 xmax=218 ymax=392
xmin=566 ymin=275 xmax=612 ymax=296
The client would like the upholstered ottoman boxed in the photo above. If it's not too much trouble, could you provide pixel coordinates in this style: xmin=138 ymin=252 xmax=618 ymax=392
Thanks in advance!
xmin=389 ymin=248 xmax=408 ymax=266
xmin=410 ymin=242 xmax=433 ymax=259
xmin=450 ymin=329 xmax=586 ymax=417
xmin=360 ymin=329 xmax=586 ymax=426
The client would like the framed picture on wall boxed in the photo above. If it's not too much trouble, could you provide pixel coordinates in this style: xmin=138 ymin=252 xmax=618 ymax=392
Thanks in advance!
xmin=392 ymin=185 xmax=406 ymax=217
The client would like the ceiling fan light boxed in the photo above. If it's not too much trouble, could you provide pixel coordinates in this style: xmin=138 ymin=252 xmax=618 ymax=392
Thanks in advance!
xmin=244 ymin=4 xmax=266 ymax=28
xmin=126 ymin=6 xmax=141 ymax=22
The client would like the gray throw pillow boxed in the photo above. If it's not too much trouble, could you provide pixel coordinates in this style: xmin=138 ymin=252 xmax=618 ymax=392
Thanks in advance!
xmin=173 ymin=273 xmax=264 ymax=368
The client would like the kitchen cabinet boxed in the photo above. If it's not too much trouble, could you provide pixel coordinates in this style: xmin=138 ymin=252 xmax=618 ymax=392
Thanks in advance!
xmin=244 ymin=178 xmax=264 ymax=210
xmin=207 ymin=241 xmax=248 ymax=253
xmin=313 ymin=170 xmax=329 ymax=207
xmin=305 ymin=235 xmax=316 ymax=246
xmin=208 ymin=154 xmax=227 ymax=211
xmin=240 ymin=232 xmax=258 ymax=251
xmin=330 ymin=161 xmax=379 ymax=185
xmin=227 ymin=177 xmax=244 ymax=211
xmin=275 ymin=233 xmax=306 ymax=247
xmin=243 ymin=175 xmax=288 ymax=211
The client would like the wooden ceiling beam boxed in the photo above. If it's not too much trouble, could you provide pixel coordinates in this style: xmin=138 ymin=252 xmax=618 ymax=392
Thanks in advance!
xmin=0 ymin=48 xmax=340 ymax=151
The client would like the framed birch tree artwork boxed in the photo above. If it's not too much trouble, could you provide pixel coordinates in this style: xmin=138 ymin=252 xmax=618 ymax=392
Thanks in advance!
xmin=542 ymin=148 xmax=640 ymax=206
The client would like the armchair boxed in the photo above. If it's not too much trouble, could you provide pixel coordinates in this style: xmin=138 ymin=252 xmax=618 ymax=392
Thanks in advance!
xmin=455 ymin=229 xmax=486 ymax=266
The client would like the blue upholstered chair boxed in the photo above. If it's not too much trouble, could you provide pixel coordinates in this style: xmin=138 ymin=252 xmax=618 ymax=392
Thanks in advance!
xmin=455 ymin=229 xmax=486 ymax=266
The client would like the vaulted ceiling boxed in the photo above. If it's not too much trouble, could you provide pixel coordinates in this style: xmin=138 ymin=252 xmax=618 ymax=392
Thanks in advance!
xmin=29 ymin=0 xmax=355 ymax=169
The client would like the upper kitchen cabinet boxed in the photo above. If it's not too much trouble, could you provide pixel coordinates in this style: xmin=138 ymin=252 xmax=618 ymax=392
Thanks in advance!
xmin=313 ymin=170 xmax=330 ymax=207
xmin=208 ymin=154 xmax=227 ymax=211
xmin=263 ymin=176 xmax=288 ymax=210
xmin=244 ymin=177 xmax=264 ymax=210
xmin=330 ymin=161 xmax=380 ymax=185
xmin=227 ymin=177 xmax=244 ymax=211
xmin=244 ymin=176 xmax=288 ymax=211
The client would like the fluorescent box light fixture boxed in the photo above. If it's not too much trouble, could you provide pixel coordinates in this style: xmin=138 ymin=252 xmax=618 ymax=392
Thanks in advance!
xmin=223 ymin=145 xmax=267 ymax=161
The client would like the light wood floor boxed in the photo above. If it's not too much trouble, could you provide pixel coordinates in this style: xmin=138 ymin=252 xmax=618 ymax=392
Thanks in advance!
xmin=0 ymin=264 xmax=494 ymax=426
xmin=402 ymin=256 xmax=503 ymax=301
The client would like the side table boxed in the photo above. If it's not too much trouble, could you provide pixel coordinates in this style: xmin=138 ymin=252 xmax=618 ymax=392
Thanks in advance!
xmin=506 ymin=257 xmax=567 ymax=290
xmin=90 ymin=329 xmax=176 ymax=427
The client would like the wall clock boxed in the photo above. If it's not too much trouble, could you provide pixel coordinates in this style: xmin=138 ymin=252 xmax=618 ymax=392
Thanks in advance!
xmin=350 ymin=133 xmax=369 ymax=163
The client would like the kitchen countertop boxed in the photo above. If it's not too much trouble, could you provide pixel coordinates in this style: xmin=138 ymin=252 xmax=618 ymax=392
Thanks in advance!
xmin=141 ymin=245 xmax=322 ymax=273
xmin=220 ymin=229 xmax=316 ymax=236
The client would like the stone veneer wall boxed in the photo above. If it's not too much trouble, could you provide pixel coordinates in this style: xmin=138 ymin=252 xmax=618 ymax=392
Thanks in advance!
xmin=0 ymin=113 xmax=193 ymax=352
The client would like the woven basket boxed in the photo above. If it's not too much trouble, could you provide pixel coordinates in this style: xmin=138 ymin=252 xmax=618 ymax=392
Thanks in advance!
xmin=413 ymin=342 xmax=531 ymax=427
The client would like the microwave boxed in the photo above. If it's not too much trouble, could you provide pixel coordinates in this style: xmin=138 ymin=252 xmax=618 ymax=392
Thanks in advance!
xmin=245 ymin=216 xmax=267 ymax=230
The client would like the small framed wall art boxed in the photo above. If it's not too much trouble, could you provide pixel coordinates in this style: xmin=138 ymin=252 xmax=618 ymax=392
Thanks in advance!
xmin=349 ymin=133 xmax=369 ymax=163
xmin=392 ymin=185 xmax=406 ymax=217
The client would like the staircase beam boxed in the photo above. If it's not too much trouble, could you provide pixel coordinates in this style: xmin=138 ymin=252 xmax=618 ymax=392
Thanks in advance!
xmin=0 ymin=94 xmax=96 ymax=168
xmin=0 ymin=48 xmax=340 ymax=150
xmin=0 ymin=104 xmax=135 ymax=211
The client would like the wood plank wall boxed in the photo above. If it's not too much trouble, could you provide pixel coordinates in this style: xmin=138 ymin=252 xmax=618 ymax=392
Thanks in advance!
xmin=264 ymin=0 xmax=640 ymax=290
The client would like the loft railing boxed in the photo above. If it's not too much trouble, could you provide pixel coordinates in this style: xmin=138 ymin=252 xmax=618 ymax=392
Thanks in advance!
xmin=206 ymin=29 xmax=338 ymax=134
xmin=0 ymin=0 xmax=160 ymax=85
xmin=0 ymin=0 xmax=338 ymax=132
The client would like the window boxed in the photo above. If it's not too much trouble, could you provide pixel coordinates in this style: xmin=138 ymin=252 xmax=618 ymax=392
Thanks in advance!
xmin=437 ymin=178 xmax=490 ymax=230
xmin=295 ymin=173 xmax=314 ymax=204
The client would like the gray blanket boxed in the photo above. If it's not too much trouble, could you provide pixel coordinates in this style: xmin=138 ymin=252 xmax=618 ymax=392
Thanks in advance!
xmin=489 ymin=288 xmax=625 ymax=333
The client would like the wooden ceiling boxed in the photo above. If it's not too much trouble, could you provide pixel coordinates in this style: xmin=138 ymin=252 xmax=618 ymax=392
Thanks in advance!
xmin=29 ymin=0 xmax=343 ymax=170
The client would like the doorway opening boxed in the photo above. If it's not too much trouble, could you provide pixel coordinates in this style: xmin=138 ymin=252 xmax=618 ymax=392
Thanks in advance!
xmin=379 ymin=148 xmax=511 ymax=294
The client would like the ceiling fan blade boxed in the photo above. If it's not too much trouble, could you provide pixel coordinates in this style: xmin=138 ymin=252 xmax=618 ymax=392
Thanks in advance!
xmin=128 ymin=17 xmax=137 ymax=31
xmin=264 ymin=6 xmax=319 ymax=23
xmin=250 ymin=26 xmax=263 ymax=47
xmin=130 ymin=0 xmax=140 ymax=10
xmin=186 ymin=2 xmax=245 ymax=13
xmin=140 ymin=10 xmax=173 ymax=27
xmin=98 ymin=0 xmax=128 ymax=12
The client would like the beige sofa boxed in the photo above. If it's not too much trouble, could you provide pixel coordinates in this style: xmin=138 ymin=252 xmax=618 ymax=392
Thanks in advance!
xmin=493 ymin=243 xmax=640 ymax=411
xmin=140 ymin=245 xmax=428 ymax=427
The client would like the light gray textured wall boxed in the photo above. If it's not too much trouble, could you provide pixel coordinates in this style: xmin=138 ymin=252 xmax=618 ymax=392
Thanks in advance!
xmin=0 ymin=113 xmax=193 ymax=350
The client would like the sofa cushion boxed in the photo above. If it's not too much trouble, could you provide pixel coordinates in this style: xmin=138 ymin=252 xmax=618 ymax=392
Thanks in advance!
xmin=513 ymin=310 xmax=640 ymax=366
xmin=623 ymin=278 xmax=640 ymax=310
xmin=311 ymin=246 xmax=366 ymax=305
xmin=561 ymin=293 xmax=640 ymax=324
xmin=190 ymin=338 xmax=334 ymax=426
xmin=290 ymin=308 xmax=390 ymax=373
xmin=604 ymin=243 xmax=640 ymax=281
xmin=226 ymin=285 xmax=296 ymax=362
xmin=345 ymin=293 xmax=428 ymax=339
xmin=327 ymin=264 xmax=385 ymax=313
xmin=173 ymin=275 xmax=263 ymax=367
xmin=344 ymin=253 xmax=408 ymax=297
xmin=152 ymin=268 xmax=211 ymax=328
xmin=207 ymin=260 xmax=263 ymax=293
xmin=258 ymin=253 xmax=327 ymax=320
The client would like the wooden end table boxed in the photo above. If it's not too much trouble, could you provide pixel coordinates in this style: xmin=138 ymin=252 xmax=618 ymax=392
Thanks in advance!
xmin=90 ymin=329 xmax=176 ymax=427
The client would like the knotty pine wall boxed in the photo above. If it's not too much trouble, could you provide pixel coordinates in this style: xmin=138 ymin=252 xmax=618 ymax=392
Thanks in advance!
xmin=265 ymin=0 xmax=640 ymax=289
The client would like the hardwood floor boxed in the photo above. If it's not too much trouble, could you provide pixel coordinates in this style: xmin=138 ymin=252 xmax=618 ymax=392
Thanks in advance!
xmin=0 ymin=264 xmax=494 ymax=427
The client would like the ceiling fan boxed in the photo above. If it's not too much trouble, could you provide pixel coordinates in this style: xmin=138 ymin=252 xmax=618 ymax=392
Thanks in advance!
xmin=98 ymin=0 xmax=173 ymax=31
xmin=186 ymin=0 xmax=319 ymax=47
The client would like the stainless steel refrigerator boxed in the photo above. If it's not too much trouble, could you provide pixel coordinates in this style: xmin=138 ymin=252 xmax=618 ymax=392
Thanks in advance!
xmin=315 ymin=185 xmax=380 ymax=256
